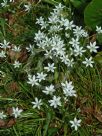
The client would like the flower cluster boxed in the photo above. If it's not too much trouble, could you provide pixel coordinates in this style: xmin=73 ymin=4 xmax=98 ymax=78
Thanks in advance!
xmin=0 ymin=39 xmax=21 ymax=68
xmin=1 ymin=0 xmax=32 ymax=12
xmin=33 ymin=5 xmax=99 ymax=69
xmin=0 ymin=107 xmax=22 ymax=119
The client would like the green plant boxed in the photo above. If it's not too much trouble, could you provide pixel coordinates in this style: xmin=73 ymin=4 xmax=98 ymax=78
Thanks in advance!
xmin=84 ymin=0 xmax=102 ymax=29
xmin=0 ymin=1 xmax=102 ymax=136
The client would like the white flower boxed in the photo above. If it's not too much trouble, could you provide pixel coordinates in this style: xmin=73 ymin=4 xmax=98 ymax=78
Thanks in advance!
xmin=0 ymin=39 xmax=10 ymax=49
xmin=44 ymin=63 xmax=56 ymax=73
xmin=82 ymin=57 xmax=94 ymax=67
xmin=81 ymin=30 xmax=88 ymax=37
xmin=61 ymin=81 xmax=76 ymax=97
xmin=31 ymin=97 xmax=42 ymax=109
xmin=74 ymin=46 xmax=86 ymax=56
xmin=67 ymin=58 xmax=74 ymax=67
xmin=52 ymin=44 xmax=65 ymax=57
xmin=12 ymin=46 xmax=21 ymax=52
xmin=34 ymin=31 xmax=45 ymax=42
xmin=49 ymin=25 xmax=62 ymax=33
xmin=13 ymin=60 xmax=21 ymax=68
xmin=43 ymin=84 xmax=55 ymax=95
xmin=24 ymin=3 xmax=31 ymax=12
xmin=87 ymin=42 xmax=99 ymax=53
xmin=96 ymin=26 xmax=102 ymax=34
xmin=36 ymin=17 xmax=48 ymax=29
xmin=37 ymin=72 xmax=47 ymax=82
xmin=12 ymin=107 xmax=23 ymax=118
xmin=70 ymin=117 xmax=81 ymax=131
xmin=73 ymin=26 xmax=82 ymax=37
xmin=48 ymin=15 xmax=59 ymax=24
xmin=69 ymin=38 xmax=80 ymax=48
xmin=0 ymin=51 xmax=6 ymax=58
xmin=44 ymin=50 xmax=52 ymax=59
xmin=60 ymin=55 xmax=69 ymax=65
xmin=10 ymin=0 xmax=15 ymax=2
xmin=0 ymin=111 xmax=6 ymax=119
xmin=44 ymin=37 xmax=52 ymax=47
xmin=54 ymin=3 xmax=65 ymax=12
xmin=26 ymin=44 xmax=34 ymax=54
xmin=51 ymin=37 xmax=65 ymax=56
xmin=61 ymin=81 xmax=73 ymax=91
xmin=64 ymin=19 xmax=75 ymax=30
xmin=52 ymin=3 xmax=65 ymax=16
xmin=49 ymin=96 xmax=61 ymax=108
xmin=36 ymin=17 xmax=44 ymax=25
xmin=27 ymin=75 xmax=39 ymax=86
xmin=1 ymin=0 xmax=7 ymax=7
xmin=52 ymin=46 xmax=65 ymax=57
xmin=73 ymin=26 xmax=88 ymax=38
xmin=36 ymin=40 xmax=46 ymax=49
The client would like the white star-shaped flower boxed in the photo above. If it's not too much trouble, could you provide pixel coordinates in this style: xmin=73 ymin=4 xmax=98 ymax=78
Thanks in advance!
xmin=13 ymin=60 xmax=21 ymax=68
xmin=43 ymin=84 xmax=55 ymax=95
xmin=0 ymin=39 xmax=10 ymax=49
xmin=0 ymin=51 xmax=6 ymax=58
xmin=12 ymin=46 xmax=21 ymax=52
xmin=24 ymin=3 xmax=31 ymax=12
xmin=61 ymin=81 xmax=76 ymax=97
xmin=44 ymin=63 xmax=56 ymax=73
xmin=31 ymin=97 xmax=42 ymax=109
xmin=64 ymin=20 xmax=75 ymax=30
xmin=49 ymin=96 xmax=61 ymax=108
xmin=70 ymin=117 xmax=81 ymax=131
xmin=69 ymin=38 xmax=80 ymax=48
xmin=82 ymin=57 xmax=94 ymax=67
xmin=26 ymin=44 xmax=34 ymax=54
xmin=0 ymin=111 xmax=6 ymax=119
xmin=27 ymin=75 xmax=39 ymax=86
xmin=96 ymin=26 xmax=102 ymax=34
xmin=74 ymin=46 xmax=86 ymax=56
xmin=37 ymin=72 xmax=47 ymax=82
xmin=87 ymin=42 xmax=99 ymax=53
xmin=12 ymin=107 xmax=23 ymax=118
xmin=1 ymin=0 xmax=8 ymax=7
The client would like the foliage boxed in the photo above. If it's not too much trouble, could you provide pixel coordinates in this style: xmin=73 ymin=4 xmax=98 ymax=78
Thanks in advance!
xmin=84 ymin=0 xmax=102 ymax=29
xmin=0 ymin=0 xmax=102 ymax=136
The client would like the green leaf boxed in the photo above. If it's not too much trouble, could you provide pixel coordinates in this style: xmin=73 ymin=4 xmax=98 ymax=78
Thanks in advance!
xmin=0 ymin=18 xmax=6 ymax=26
xmin=84 ymin=0 xmax=102 ymax=29
xmin=0 ymin=30 xmax=4 ymax=40
xmin=70 ymin=0 xmax=84 ymax=8
xmin=94 ymin=51 xmax=102 ymax=64
xmin=96 ymin=33 xmax=102 ymax=44
xmin=0 ymin=18 xmax=6 ymax=37
xmin=64 ymin=123 xmax=68 ymax=136
xmin=96 ymin=129 xmax=102 ymax=134
xmin=54 ymin=70 xmax=59 ymax=81
xmin=48 ymin=128 xmax=58 ymax=136
xmin=43 ymin=111 xmax=52 ymax=136
xmin=42 ymin=0 xmax=61 ymax=5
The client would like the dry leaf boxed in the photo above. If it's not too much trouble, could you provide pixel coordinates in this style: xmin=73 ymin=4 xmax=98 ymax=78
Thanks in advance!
xmin=7 ymin=108 xmax=13 ymax=116
xmin=81 ymin=107 xmax=94 ymax=115
xmin=7 ymin=119 xmax=16 ymax=128
xmin=7 ymin=48 xmax=21 ymax=61
xmin=84 ymin=115 xmax=93 ymax=125
xmin=0 ymin=119 xmax=6 ymax=128
xmin=9 ymin=82 xmax=19 ymax=92
xmin=19 ymin=49 xmax=28 ymax=62
xmin=93 ymin=105 xmax=102 ymax=123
